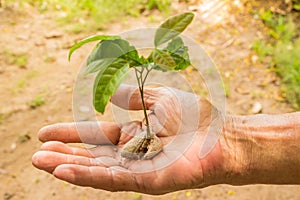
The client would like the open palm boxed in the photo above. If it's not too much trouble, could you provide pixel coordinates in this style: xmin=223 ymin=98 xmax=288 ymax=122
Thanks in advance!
xmin=32 ymin=85 xmax=227 ymax=194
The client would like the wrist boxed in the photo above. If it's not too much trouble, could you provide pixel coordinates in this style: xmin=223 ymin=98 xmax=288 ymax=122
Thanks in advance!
xmin=220 ymin=113 xmax=300 ymax=185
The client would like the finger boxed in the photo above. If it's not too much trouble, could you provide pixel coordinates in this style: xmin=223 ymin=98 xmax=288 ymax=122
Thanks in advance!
xmin=53 ymin=164 xmax=142 ymax=193
xmin=111 ymin=84 xmax=159 ymax=110
xmin=40 ymin=141 xmax=118 ymax=158
xmin=32 ymin=151 xmax=119 ymax=173
xmin=119 ymin=121 xmax=142 ymax=145
xmin=40 ymin=141 xmax=93 ymax=157
xmin=32 ymin=151 xmax=95 ymax=173
xmin=147 ymin=113 xmax=167 ymax=136
xmin=38 ymin=121 xmax=121 ymax=145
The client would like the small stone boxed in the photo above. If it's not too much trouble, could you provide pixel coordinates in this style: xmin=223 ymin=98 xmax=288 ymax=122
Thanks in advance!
xmin=251 ymin=55 xmax=258 ymax=63
xmin=45 ymin=115 xmax=53 ymax=122
xmin=16 ymin=34 xmax=30 ymax=40
xmin=0 ymin=168 xmax=7 ymax=174
xmin=235 ymin=86 xmax=250 ymax=95
xmin=10 ymin=143 xmax=17 ymax=151
xmin=23 ymin=24 xmax=30 ymax=29
xmin=78 ymin=18 xmax=86 ymax=24
xmin=251 ymin=102 xmax=262 ymax=114
xmin=0 ymin=66 xmax=5 ymax=73
xmin=224 ymin=71 xmax=231 ymax=78
xmin=188 ymin=6 xmax=199 ymax=11
xmin=44 ymin=30 xmax=63 ymax=39
xmin=55 ymin=4 xmax=62 ymax=10
xmin=35 ymin=39 xmax=46 ymax=46
xmin=4 ymin=193 xmax=14 ymax=200
xmin=59 ymin=11 xmax=67 ymax=18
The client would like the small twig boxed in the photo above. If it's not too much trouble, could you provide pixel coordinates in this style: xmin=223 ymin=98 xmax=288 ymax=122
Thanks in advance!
xmin=134 ymin=67 xmax=142 ymax=73
xmin=134 ymin=67 xmax=151 ymax=138
xmin=134 ymin=67 xmax=142 ymax=87
xmin=142 ymin=67 xmax=153 ymax=88
xmin=221 ymin=37 xmax=235 ymax=49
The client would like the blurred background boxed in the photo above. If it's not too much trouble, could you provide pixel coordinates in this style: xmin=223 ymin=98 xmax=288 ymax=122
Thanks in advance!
xmin=0 ymin=0 xmax=299 ymax=199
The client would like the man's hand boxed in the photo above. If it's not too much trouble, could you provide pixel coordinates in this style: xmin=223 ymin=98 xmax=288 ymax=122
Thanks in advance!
xmin=32 ymin=122 xmax=222 ymax=194
xmin=33 ymin=84 xmax=300 ymax=194
xmin=32 ymin=84 xmax=232 ymax=194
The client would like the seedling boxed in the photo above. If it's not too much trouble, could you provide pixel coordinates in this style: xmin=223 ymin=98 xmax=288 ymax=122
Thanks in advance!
xmin=69 ymin=12 xmax=194 ymax=159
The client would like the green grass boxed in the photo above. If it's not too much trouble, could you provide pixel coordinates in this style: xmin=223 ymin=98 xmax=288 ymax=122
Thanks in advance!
xmin=6 ymin=0 xmax=171 ymax=33
xmin=1 ymin=49 xmax=28 ymax=68
xmin=28 ymin=93 xmax=46 ymax=109
xmin=259 ymin=10 xmax=296 ymax=41
xmin=0 ymin=113 xmax=5 ymax=124
xmin=252 ymin=9 xmax=300 ymax=110
xmin=223 ymin=80 xmax=230 ymax=98
xmin=44 ymin=55 xmax=56 ymax=63
xmin=273 ymin=39 xmax=300 ymax=109
xmin=17 ymin=79 xmax=27 ymax=89
xmin=252 ymin=40 xmax=273 ymax=61
xmin=18 ymin=132 xmax=31 ymax=143
xmin=15 ymin=55 xmax=27 ymax=68
xmin=10 ymin=79 xmax=27 ymax=94
xmin=292 ymin=0 xmax=300 ymax=10
xmin=0 ymin=112 xmax=11 ymax=124
xmin=147 ymin=0 xmax=171 ymax=13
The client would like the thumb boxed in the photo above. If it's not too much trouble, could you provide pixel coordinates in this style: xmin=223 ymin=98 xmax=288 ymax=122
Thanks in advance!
xmin=111 ymin=84 xmax=159 ymax=110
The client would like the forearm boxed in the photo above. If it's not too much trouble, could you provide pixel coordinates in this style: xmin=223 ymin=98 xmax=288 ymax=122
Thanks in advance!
xmin=222 ymin=112 xmax=300 ymax=185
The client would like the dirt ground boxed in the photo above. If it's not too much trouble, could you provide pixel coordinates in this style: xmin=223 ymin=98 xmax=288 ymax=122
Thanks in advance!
xmin=0 ymin=0 xmax=299 ymax=200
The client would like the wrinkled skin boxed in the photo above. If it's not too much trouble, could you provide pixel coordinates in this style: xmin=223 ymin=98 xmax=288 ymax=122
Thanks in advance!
xmin=32 ymin=84 xmax=233 ymax=195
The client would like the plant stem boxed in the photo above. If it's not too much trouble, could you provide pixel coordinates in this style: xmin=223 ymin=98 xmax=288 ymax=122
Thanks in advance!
xmin=134 ymin=66 xmax=152 ymax=139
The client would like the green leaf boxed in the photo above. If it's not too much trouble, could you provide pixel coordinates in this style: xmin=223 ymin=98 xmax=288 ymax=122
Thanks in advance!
xmin=164 ymin=36 xmax=184 ymax=53
xmin=93 ymin=60 xmax=129 ymax=113
xmin=68 ymin=35 xmax=120 ymax=61
xmin=152 ymin=48 xmax=176 ymax=70
xmin=87 ymin=39 xmax=143 ymax=67
xmin=151 ymin=37 xmax=191 ymax=71
xmin=154 ymin=12 xmax=194 ymax=47
xmin=123 ymin=49 xmax=145 ymax=67
xmin=164 ymin=37 xmax=191 ymax=70
xmin=87 ymin=40 xmax=126 ymax=63
xmin=84 ymin=58 xmax=117 ymax=75
xmin=293 ymin=3 xmax=300 ymax=10
xmin=170 ymin=46 xmax=191 ymax=70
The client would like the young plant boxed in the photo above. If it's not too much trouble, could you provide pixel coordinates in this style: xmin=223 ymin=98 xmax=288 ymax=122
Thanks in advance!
xmin=69 ymin=12 xmax=194 ymax=159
